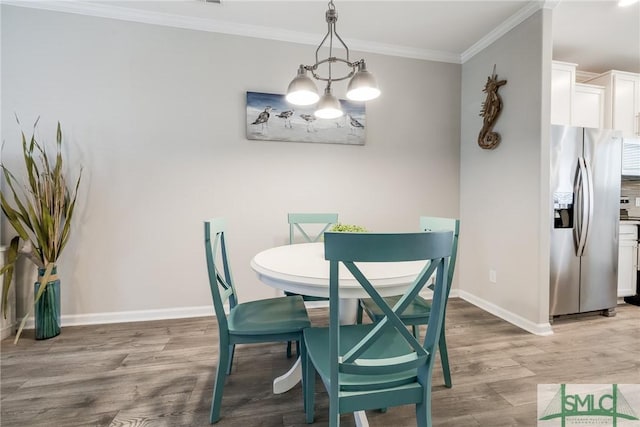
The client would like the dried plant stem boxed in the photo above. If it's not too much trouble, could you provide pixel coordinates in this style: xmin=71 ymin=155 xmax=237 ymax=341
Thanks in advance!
xmin=0 ymin=117 xmax=81 ymax=342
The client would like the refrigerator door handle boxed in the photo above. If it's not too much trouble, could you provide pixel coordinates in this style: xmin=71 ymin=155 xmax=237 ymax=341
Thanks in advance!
xmin=582 ymin=157 xmax=595 ymax=253
xmin=575 ymin=157 xmax=590 ymax=256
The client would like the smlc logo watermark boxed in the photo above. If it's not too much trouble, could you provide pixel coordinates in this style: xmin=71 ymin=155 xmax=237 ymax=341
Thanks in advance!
xmin=538 ymin=384 xmax=640 ymax=426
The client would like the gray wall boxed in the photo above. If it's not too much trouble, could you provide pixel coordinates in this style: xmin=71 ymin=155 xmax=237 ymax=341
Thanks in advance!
xmin=459 ymin=9 xmax=552 ymax=332
xmin=1 ymin=6 xmax=461 ymax=323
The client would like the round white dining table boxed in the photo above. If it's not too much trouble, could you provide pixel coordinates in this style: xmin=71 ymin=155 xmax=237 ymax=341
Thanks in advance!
xmin=251 ymin=241 xmax=428 ymax=324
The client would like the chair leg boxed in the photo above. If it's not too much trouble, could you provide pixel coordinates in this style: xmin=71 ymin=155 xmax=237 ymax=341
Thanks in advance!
xmin=302 ymin=339 xmax=315 ymax=424
xmin=356 ymin=302 xmax=363 ymax=324
xmin=329 ymin=387 xmax=340 ymax=427
xmin=415 ymin=367 xmax=433 ymax=427
xmin=286 ymin=341 xmax=293 ymax=358
xmin=329 ymin=406 xmax=340 ymax=427
xmin=226 ymin=344 xmax=235 ymax=375
xmin=296 ymin=340 xmax=301 ymax=358
xmin=438 ymin=331 xmax=452 ymax=388
xmin=210 ymin=345 xmax=230 ymax=423
xmin=412 ymin=324 xmax=419 ymax=339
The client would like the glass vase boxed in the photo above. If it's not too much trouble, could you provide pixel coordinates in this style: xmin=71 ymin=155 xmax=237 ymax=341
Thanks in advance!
xmin=34 ymin=267 xmax=61 ymax=340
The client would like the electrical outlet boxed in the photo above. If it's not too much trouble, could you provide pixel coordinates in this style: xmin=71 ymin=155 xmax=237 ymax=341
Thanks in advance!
xmin=489 ymin=269 xmax=497 ymax=283
xmin=635 ymin=197 xmax=640 ymax=207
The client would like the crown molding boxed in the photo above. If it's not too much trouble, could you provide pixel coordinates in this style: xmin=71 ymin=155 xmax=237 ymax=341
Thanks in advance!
xmin=348 ymin=38 xmax=461 ymax=64
xmin=1 ymin=0 xmax=461 ymax=64
xmin=3 ymin=0 xmax=546 ymax=65
xmin=542 ymin=0 xmax=561 ymax=10
xmin=575 ymin=69 xmax=601 ymax=83
xmin=461 ymin=1 xmax=545 ymax=64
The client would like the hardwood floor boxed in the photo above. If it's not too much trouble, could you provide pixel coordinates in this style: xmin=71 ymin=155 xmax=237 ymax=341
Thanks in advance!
xmin=1 ymin=299 xmax=639 ymax=426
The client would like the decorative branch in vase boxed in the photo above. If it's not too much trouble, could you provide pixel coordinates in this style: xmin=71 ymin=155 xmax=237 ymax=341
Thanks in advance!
xmin=1 ymin=116 xmax=82 ymax=342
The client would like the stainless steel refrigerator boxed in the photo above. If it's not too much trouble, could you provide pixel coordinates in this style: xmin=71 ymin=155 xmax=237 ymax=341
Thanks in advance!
xmin=550 ymin=125 xmax=621 ymax=317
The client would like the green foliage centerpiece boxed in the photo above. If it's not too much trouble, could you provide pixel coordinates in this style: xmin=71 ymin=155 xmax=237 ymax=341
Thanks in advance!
xmin=330 ymin=223 xmax=368 ymax=233
xmin=1 ymin=117 xmax=82 ymax=342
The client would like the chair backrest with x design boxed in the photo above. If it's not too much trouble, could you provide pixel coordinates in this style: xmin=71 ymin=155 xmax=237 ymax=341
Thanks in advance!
xmin=419 ymin=216 xmax=460 ymax=294
xmin=323 ymin=231 xmax=452 ymax=399
xmin=204 ymin=218 xmax=238 ymax=335
xmin=288 ymin=213 xmax=338 ymax=244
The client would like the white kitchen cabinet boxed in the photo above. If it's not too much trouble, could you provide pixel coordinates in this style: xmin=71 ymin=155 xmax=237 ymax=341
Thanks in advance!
xmin=586 ymin=70 xmax=640 ymax=137
xmin=551 ymin=61 xmax=604 ymax=128
xmin=551 ymin=61 xmax=576 ymax=126
xmin=573 ymin=83 xmax=604 ymax=129
xmin=618 ymin=224 xmax=638 ymax=298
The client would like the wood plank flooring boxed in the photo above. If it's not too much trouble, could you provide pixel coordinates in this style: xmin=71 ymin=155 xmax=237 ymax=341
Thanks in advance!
xmin=2 ymin=299 xmax=639 ymax=426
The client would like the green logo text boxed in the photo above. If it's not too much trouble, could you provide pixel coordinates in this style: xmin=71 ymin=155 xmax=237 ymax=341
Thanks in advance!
xmin=540 ymin=384 xmax=639 ymax=426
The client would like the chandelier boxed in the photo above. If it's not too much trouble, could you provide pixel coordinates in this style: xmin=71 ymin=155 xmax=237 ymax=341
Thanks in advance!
xmin=285 ymin=0 xmax=380 ymax=119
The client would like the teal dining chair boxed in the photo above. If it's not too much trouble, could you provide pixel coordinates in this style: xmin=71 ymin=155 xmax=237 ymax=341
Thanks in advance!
xmin=204 ymin=218 xmax=311 ymax=423
xmin=288 ymin=213 xmax=339 ymax=244
xmin=357 ymin=216 xmax=460 ymax=388
xmin=303 ymin=231 xmax=453 ymax=427
xmin=285 ymin=213 xmax=338 ymax=357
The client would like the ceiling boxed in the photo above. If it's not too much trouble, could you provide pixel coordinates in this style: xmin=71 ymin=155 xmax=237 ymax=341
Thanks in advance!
xmin=13 ymin=0 xmax=640 ymax=73
xmin=552 ymin=0 xmax=639 ymax=73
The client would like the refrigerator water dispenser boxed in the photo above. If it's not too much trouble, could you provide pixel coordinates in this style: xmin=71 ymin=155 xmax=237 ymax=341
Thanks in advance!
xmin=553 ymin=192 xmax=573 ymax=229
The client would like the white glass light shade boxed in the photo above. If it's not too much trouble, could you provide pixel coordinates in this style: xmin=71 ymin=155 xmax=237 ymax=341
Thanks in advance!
xmin=314 ymin=88 xmax=343 ymax=119
xmin=286 ymin=67 xmax=319 ymax=106
xmin=618 ymin=0 xmax=638 ymax=6
xmin=346 ymin=62 xmax=380 ymax=101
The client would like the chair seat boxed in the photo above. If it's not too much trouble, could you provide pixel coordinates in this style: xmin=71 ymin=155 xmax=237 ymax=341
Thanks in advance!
xmin=361 ymin=295 xmax=432 ymax=320
xmin=304 ymin=323 xmax=423 ymax=392
xmin=228 ymin=295 xmax=310 ymax=335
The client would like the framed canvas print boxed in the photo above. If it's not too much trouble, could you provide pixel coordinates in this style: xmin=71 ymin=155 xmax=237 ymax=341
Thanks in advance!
xmin=246 ymin=91 xmax=366 ymax=145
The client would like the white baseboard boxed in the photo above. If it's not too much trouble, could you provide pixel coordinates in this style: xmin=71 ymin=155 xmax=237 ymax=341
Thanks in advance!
xmin=57 ymin=289 xmax=458 ymax=329
xmin=7 ymin=302 xmax=337 ymax=333
xmin=457 ymin=289 xmax=553 ymax=336
xmin=64 ymin=305 xmax=215 ymax=326
xmin=14 ymin=305 xmax=214 ymax=330
xmin=1 ymin=323 xmax=15 ymax=340
xmin=3 ymin=289 xmax=464 ymax=335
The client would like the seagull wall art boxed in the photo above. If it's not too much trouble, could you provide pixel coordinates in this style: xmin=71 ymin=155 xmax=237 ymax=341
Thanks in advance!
xmin=251 ymin=106 xmax=273 ymax=132
xmin=276 ymin=110 xmax=294 ymax=128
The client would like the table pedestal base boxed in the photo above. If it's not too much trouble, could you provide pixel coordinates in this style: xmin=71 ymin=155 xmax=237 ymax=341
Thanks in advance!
xmin=354 ymin=411 xmax=369 ymax=427
xmin=273 ymin=355 xmax=302 ymax=394
xmin=338 ymin=298 xmax=359 ymax=324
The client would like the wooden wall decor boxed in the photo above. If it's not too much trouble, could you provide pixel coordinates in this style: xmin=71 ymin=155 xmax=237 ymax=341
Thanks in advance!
xmin=478 ymin=65 xmax=507 ymax=150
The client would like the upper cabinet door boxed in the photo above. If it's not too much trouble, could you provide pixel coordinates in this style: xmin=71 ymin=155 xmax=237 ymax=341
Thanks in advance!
xmin=551 ymin=61 xmax=576 ymax=126
xmin=612 ymin=73 xmax=640 ymax=137
xmin=586 ymin=70 xmax=640 ymax=138
xmin=573 ymin=83 xmax=604 ymax=129
xmin=551 ymin=61 xmax=604 ymax=129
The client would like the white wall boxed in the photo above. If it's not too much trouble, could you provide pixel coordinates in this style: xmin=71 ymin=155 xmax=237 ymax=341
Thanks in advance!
xmin=1 ymin=6 xmax=461 ymax=323
xmin=459 ymin=9 xmax=552 ymax=334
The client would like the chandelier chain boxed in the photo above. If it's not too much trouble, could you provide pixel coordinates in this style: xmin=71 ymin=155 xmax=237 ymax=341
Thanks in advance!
xmin=308 ymin=0 xmax=355 ymax=83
